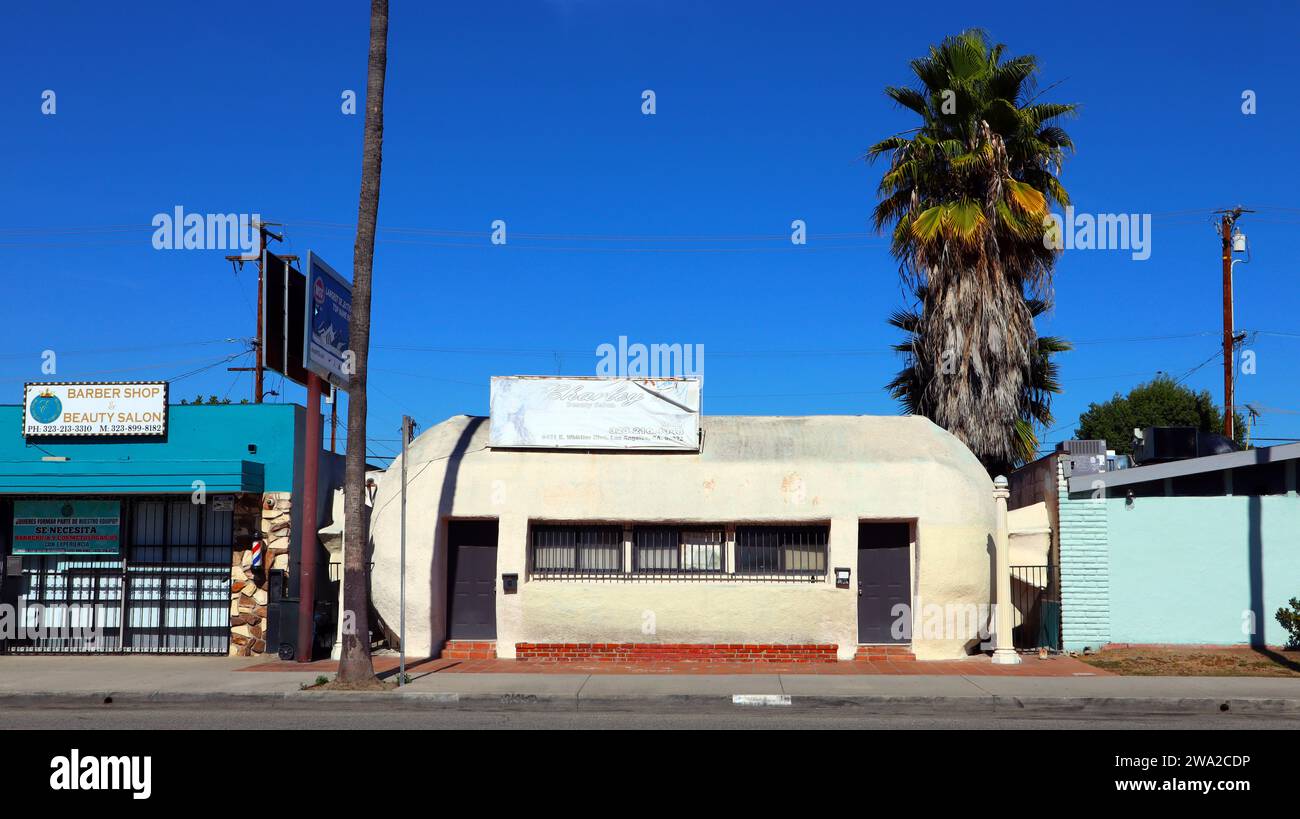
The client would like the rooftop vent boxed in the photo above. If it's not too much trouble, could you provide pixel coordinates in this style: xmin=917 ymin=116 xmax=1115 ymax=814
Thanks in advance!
xmin=1057 ymin=439 xmax=1107 ymax=457
xmin=1057 ymin=439 xmax=1108 ymax=477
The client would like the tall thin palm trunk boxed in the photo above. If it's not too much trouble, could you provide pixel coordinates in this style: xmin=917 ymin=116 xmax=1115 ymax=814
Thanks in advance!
xmin=338 ymin=0 xmax=388 ymax=685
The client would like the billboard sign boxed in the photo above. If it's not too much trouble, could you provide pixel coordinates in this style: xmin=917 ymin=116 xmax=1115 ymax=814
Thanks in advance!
xmin=261 ymin=250 xmax=310 ymax=387
xmin=304 ymin=251 xmax=353 ymax=390
xmin=13 ymin=500 xmax=121 ymax=555
xmin=23 ymin=382 xmax=167 ymax=437
xmin=489 ymin=376 xmax=701 ymax=450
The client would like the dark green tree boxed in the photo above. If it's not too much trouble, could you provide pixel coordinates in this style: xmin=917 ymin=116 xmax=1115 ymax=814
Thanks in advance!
xmin=1075 ymin=375 xmax=1245 ymax=456
xmin=177 ymin=395 xmax=250 ymax=405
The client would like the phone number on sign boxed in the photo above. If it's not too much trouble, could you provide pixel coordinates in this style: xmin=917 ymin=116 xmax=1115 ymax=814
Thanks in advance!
xmin=25 ymin=423 xmax=165 ymax=435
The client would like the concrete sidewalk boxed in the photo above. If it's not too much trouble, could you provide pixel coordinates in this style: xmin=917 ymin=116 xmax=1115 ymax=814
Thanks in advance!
xmin=0 ymin=656 xmax=1297 ymax=716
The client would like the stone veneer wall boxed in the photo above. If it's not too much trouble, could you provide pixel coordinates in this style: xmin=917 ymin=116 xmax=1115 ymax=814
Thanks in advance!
xmin=228 ymin=492 xmax=292 ymax=656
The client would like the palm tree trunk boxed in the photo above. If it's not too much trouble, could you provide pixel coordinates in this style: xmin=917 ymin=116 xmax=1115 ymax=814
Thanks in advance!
xmin=919 ymin=262 xmax=1034 ymax=476
xmin=337 ymin=0 xmax=388 ymax=685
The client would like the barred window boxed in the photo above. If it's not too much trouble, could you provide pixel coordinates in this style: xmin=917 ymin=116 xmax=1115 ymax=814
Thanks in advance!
xmin=735 ymin=525 xmax=828 ymax=576
xmin=132 ymin=501 xmax=166 ymax=547
xmin=530 ymin=525 xmax=623 ymax=575
xmin=633 ymin=527 xmax=724 ymax=573
xmin=128 ymin=499 xmax=231 ymax=564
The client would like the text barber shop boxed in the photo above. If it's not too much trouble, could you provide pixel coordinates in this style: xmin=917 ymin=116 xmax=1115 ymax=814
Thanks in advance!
xmin=0 ymin=381 xmax=340 ymax=656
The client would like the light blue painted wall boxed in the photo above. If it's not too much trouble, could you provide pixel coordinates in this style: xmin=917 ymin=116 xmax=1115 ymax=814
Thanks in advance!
xmin=0 ymin=404 xmax=306 ymax=493
xmin=1105 ymin=495 xmax=1300 ymax=647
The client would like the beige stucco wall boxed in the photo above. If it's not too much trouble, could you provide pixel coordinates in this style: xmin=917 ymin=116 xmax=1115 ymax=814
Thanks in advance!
xmin=368 ymin=415 xmax=996 ymax=661
xmin=1008 ymin=502 xmax=1052 ymax=567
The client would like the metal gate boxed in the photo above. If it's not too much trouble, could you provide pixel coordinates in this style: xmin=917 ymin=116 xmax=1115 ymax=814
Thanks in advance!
xmin=2 ymin=558 xmax=229 ymax=655
xmin=1010 ymin=564 xmax=1060 ymax=650
xmin=1 ymin=496 xmax=236 ymax=655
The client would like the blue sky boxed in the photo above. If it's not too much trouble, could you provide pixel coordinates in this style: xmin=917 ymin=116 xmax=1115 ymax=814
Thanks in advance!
xmin=3 ymin=1 xmax=1299 ymax=464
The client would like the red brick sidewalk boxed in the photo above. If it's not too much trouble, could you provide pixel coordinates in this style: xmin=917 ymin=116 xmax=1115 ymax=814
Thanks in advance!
xmin=244 ymin=654 xmax=1108 ymax=677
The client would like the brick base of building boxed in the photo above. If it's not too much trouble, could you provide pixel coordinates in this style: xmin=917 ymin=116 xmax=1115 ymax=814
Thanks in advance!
xmin=440 ymin=640 xmax=497 ymax=660
xmin=515 ymin=643 xmax=839 ymax=663
xmin=853 ymin=644 xmax=916 ymax=661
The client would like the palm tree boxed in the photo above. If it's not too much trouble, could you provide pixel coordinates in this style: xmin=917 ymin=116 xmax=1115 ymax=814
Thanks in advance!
xmin=338 ymin=0 xmax=389 ymax=686
xmin=868 ymin=29 xmax=1076 ymax=475
xmin=887 ymin=288 xmax=1071 ymax=473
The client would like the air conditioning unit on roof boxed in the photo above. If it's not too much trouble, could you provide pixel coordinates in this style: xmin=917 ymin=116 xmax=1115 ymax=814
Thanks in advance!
xmin=1057 ymin=439 xmax=1107 ymax=477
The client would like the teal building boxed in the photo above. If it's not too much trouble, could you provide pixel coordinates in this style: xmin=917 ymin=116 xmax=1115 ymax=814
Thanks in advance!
xmin=1050 ymin=443 xmax=1300 ymax=650
xmin=0 ymin=403 xmax=342 ymax=656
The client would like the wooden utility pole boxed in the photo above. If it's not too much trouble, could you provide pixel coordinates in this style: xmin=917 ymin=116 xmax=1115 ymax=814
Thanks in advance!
xmin=329 ymin=387 xmax=338 ymax=453
xmin=254 ymin=223 xmax=265 ymax=403
xmin=1216 ymin=207 xmax=1252 ymax=440
xmin=226 ymin=221 xmax=286 ymax=403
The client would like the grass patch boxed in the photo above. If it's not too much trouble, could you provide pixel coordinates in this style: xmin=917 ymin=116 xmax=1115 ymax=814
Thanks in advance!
xmin=1078 ymin=646 xmax=1300 ymax=677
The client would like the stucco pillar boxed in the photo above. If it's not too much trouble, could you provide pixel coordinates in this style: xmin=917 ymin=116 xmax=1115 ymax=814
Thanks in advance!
xmin=829 ymin=515 xmax=859 ymax=660
xmin=494 ymin=513 xmax=529 ymax=659
xmin=991 ymin=476 xmax=1020 ymax=664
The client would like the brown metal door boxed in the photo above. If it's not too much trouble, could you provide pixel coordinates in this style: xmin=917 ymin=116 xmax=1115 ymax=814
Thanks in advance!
xmin=447 ymin=521 xmax=498 ymax=640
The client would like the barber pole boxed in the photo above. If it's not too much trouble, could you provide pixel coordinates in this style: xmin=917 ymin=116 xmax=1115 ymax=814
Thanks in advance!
xmin=250 ymin=534 xmax=265 ymax=569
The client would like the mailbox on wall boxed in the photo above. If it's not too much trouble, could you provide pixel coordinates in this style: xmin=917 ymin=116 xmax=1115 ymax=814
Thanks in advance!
xmin=502 ymin=573 xmax=518 ymax=594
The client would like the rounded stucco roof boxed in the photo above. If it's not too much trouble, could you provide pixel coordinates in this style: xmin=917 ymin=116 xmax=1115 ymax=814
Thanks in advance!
xmin=370 ymin=413 xmax=994 ymax=527
xmin=405 ymin=413 xmax=987 ymax=468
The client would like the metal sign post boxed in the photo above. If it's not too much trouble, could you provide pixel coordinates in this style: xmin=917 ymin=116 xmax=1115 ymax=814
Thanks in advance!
xmin=297 ymin=373 xmax=323 ymax=662
xmin=399 ymin=415 xmax=413 ymax=686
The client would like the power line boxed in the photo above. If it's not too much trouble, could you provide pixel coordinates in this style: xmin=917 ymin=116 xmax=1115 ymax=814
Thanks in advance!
xmin=274 ymin=219 xmax=880 ymax=244
xmin=1172 ymin=346 xmax=1223 ymax=385
xmin=0 ymin=338 xmax=245 ymax=361
xmin=169 ymin=349 xmax=254 ymax=384
xmin=373 ymin=238 xmax=884 ymax=254
xmin=374 ymin=331 xmax=1252 ymax=360
xmin=1068 ymin=331 xmax=1216 ymax=346
xmin=0 ymin=349 xmax=252 ymax=383
xmin=369 ymin=367 xmax=482 ymax=386
xmin=0 ymin=205 xmax=1278 ymax=246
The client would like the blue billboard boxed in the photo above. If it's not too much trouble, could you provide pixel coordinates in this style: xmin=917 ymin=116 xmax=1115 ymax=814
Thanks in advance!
xmin=304 ymin=251 xmax=353 ymax=390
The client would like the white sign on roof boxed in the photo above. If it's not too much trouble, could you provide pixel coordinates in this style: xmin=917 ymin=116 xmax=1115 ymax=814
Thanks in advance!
xmin=489 ymin=376 xmax=700 ymax=451
xmin=23 ymin=382 xmax=167 ymax=437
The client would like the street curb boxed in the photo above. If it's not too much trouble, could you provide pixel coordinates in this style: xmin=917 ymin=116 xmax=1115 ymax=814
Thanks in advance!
xmin=1 ymin=690 xmax=1297 ymax=716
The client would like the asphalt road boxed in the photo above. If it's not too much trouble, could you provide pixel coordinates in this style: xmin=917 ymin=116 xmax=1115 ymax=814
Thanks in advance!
xmin=3 ymin=706 xmax=1298 ymax=730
